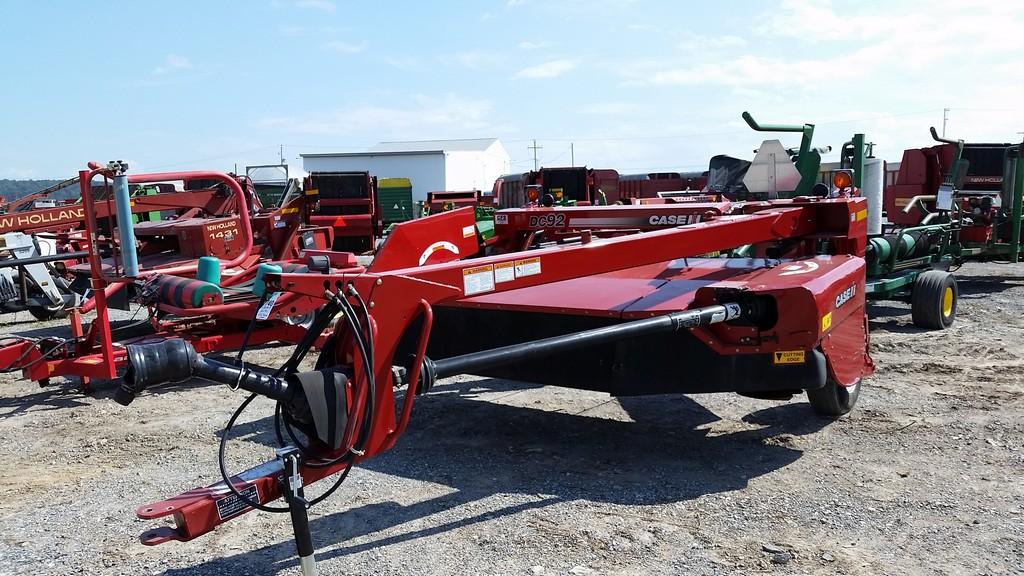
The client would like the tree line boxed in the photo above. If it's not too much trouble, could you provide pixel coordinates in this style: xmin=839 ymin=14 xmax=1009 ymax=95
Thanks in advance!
xmin=0 ymin=179 xmax=63 ymax=201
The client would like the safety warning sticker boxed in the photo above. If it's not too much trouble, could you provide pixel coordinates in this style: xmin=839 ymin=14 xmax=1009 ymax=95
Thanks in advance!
xmin=773 ymin=350 xmax=806 ymax=365
xmin=463 ymin=264 xmax=495 ymax=295
xmin=494 ymin=261 xmax=515 ymax=283
xmin=514 ymin=257 xmax=541 ymax=278
xmin=215 ymin=484 xmax=259 ymax=520
xmin=462 ymin=225 xmax=476 ymax=238
xmin=256 ymin=292 xmax=281 ymax=320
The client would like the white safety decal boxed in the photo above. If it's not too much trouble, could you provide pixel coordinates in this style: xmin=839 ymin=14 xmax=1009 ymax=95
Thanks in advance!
xmin=256 ymin=292 xmax=281 ymax=320
xmin=514 ymin=257 xmax=542 ymax=278
xmin=462 ymin=264 xmax=495 ymax=295
xmin=418 ymin=241 xmax=460 ymax=266
xmin=778 ymin=261 xmax=820 ymax=276
xmin=494 ymin=261 xmax=515 ymax=283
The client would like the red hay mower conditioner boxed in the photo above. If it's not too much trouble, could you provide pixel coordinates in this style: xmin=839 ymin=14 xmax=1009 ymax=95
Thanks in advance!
xmin=116 ymin=190 xmax=874 ymax=573
xmin=0 ymin=162 xmax=483 ymax=394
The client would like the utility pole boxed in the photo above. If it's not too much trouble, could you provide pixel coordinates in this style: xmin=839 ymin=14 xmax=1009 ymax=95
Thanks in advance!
xmin=279 ymin=144 xmax=285 ymax=165
xmin=942 ymin=108 xmax=950 ymax=138
xmin=570 ymin=143 xmax=575 ymax=167
xmin=528 ymin=139 xmax=542 ymax=171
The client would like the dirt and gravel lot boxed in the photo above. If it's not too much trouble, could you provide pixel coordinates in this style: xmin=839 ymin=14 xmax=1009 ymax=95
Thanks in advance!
xmin=0 ymin=260 xmax=1022 ymax=576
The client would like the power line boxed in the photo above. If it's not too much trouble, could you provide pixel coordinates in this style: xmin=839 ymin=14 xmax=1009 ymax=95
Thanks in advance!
xmin=145 ymin=145 xmax=282 ymax=171
xmin=528 ymin=139 xmax=542 ymax=171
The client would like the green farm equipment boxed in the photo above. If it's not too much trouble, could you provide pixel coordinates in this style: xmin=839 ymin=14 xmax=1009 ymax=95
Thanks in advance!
xmin=892 ymin=128 xmax=1024 ymax=263
xmin=741 ymin=111 xmax=961 ymax=328
xmin=378 ymin=177 xmax=415 ymax=226
xmin=420 ymin=190 xmax=496 ymax=241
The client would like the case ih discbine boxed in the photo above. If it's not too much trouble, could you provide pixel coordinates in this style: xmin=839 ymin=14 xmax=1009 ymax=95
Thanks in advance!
xmin=116 ymin=181 xmax=874 ymax=573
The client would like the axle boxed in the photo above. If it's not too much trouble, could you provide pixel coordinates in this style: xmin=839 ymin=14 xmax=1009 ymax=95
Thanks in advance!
xmin=427 ymin=302 xmax=742 ymax=382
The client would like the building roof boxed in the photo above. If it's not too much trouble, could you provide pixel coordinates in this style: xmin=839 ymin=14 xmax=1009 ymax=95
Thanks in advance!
xmin=300 ymin=138 xmax=506 ymax=159
xmin=368 ymin=138 xmax=499 ymax=153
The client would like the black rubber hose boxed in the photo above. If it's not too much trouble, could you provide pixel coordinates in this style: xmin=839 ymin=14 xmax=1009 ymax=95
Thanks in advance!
xmin=280 ymin=290 xmax=375 ymax=469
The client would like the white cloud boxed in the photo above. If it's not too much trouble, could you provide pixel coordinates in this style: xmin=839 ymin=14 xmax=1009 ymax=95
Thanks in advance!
xmin=649 ymin=55 xmax=824 ymax=87
xmin=152 ymin=54 xmax=192 ymax=75
xmin=258 ymin=94 xmax=494 ymax=135
xmin=514 ymin=59 xmax=578 ymax=79
xmin=384 ymin=56 xmax=418 ymax=71
xmin=323 ymin=40 xmax=367 ymax=54
xmin=518 ymin=40 xmax=551 ymax=50
xmin=756 ymin=0 xmax=878 ymax=41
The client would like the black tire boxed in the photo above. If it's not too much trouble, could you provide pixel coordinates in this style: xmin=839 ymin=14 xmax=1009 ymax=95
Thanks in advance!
xmin=911 ymin=270 xmax=957 ymax=329
xmin=806 ymin=378 xmax=861 ymax=417
xmin=28 ymin=302 xmax=69 ymax=321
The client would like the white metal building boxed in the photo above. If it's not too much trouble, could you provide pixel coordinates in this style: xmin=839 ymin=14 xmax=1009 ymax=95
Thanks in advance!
xmin=300 ymin=138 xmax=511 ymax=203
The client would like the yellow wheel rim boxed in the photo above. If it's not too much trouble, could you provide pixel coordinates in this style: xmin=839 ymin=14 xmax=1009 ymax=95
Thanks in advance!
xmin=942 ymin=286 xmax=954 ymax=317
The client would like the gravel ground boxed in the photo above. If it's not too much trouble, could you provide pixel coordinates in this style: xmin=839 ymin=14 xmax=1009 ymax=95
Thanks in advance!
xmin=0 ymin=261 xmax=1022 ymax=575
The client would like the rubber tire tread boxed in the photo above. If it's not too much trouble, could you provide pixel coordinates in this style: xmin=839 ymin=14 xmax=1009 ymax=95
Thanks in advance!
xmin=911 ymin=270 xmax=957 ymax=330
xmin=807 ymin=378 xmax=861 ymax=417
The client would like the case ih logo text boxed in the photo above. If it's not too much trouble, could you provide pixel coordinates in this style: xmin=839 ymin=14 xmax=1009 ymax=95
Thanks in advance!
xmin=648 ymin=214 xmax=700 ymax=226
xmin=835 ymin=284 xmax=856 ymax=309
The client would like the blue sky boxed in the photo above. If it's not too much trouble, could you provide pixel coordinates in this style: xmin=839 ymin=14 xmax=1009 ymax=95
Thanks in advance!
xmin=2 ymin=0 xmax=1022 ymax=179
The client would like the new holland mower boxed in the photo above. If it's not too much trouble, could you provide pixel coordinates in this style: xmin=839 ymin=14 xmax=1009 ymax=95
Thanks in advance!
xmin=0 ymin=161 xmax=483 ymax=393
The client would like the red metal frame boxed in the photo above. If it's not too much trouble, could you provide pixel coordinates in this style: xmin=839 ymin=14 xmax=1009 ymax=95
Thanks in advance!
xmin=135 ymin=196 xmax=874 ymax=544
xmin=490 ymin=201 xmax=734 ymax=252
xmin=1 ymin=193 xmax=490 ymax=391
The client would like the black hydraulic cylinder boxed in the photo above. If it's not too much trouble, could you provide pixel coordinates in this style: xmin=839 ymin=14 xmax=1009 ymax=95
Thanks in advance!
xmin=0 ymin=250 xmax=88 ymax=269
xmin=431 ymin=302 xmax=742 ymax=380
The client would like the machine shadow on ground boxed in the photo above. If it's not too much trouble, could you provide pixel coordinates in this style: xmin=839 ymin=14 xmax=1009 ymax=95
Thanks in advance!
xmin=867 ymin=272 xmax=1024 ymax=334
xmin=953 ymin=273 xmax=1024 ymax=297
xmin=0 ymin=372 xmax=226 ymax=421
xmin=0 ymin=346 xmax=291 ymax=421
xmin=165 ymin=378 xmax=832 ymax=575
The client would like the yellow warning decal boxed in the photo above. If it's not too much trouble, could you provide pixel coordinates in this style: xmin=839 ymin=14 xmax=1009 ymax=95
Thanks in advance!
xmin=773 ymin=350 xmax=806 ymax=365
xmin=305 ymin=188 xmax=319 ymax=196
xmin=281 ymin=207 xmax=299 ymax=214
xmin=821 ymin=311 xmax=833 ymax=332
xmin=856 ymin=209 xmax=868 ymax=222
